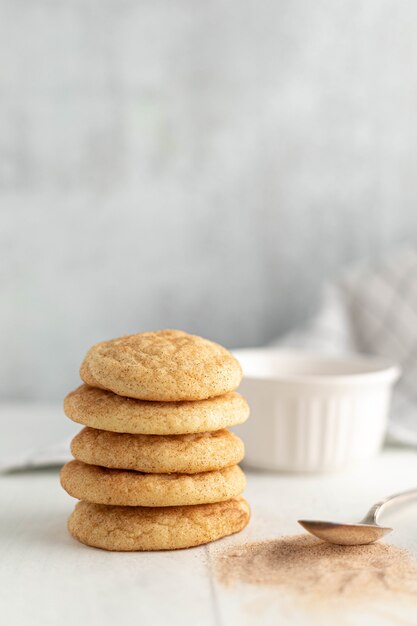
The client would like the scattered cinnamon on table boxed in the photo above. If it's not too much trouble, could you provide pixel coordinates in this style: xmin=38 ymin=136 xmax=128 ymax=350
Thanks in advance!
xmin=215 ymin=535 xmax=417 ymax=606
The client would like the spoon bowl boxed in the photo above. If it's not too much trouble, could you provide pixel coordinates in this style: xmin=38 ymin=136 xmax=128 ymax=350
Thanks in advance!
xmin=298 ymin=519 xmax=392 ymax=546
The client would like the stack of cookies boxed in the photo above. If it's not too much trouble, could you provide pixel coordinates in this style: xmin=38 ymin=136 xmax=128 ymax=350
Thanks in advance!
xmin=61 ymin=329 xmax=250 ymax=551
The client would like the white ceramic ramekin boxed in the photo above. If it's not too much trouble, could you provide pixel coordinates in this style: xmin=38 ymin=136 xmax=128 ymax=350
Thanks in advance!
xmin=234 ymin=349 xmax=400 ymax=473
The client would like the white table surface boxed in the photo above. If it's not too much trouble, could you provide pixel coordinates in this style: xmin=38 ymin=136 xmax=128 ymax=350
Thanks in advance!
xmin=1 ymin=405 xmax=417 ymax=626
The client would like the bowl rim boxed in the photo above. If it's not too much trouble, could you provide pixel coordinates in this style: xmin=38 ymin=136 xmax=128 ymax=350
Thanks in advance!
xmin=232 ymin=348 xmax=401 ymax=386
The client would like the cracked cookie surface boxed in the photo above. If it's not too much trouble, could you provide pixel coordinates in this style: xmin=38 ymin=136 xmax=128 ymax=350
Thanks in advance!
xmin=79 ymin=329 xmax=242 ymax=401
xmin=71 ymin=427 xmax=245 ymax=474
xmin=68 ymin=497 xmax=250 ymax=550
xmin=61 ymin=460 xmax=246 ymax=507
xmin=64 ymin=384 xmax=249 ymax=434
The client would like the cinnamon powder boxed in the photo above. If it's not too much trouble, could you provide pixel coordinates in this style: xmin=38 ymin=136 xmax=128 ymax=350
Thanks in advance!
xmin=215 ymin=535 xmax=417 ymax=604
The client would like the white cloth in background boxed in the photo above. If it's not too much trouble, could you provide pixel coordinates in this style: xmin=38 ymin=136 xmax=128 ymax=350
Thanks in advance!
xmin=0 ymin=440 xmax=72 ymax=473
xmin=0 ymin=404 xmax=77 ymax=473
xmin=272 ymin=247 xmax=417 ymax=445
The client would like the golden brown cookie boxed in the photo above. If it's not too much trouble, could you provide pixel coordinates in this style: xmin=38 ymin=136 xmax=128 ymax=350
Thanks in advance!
xmin=68 ymin=497 xmax=251 ymax=551
xmin=64 ymin=384 xmax=249 ymax=435
xmin=60 ymin=460 xmax=246 ymax=507
xmin=71 ymin=427 xmax=245 ymax=474
xmin=79 ymin=329 xmax=242 ymax=401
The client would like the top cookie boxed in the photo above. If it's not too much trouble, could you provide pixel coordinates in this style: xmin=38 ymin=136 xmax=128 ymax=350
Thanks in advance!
xmin=80 ymin=329 xmax=242 ymax=401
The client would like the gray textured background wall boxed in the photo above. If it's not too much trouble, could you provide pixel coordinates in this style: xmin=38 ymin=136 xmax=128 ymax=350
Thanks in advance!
xmin=2 ymin=0 xmax=417 ymax=400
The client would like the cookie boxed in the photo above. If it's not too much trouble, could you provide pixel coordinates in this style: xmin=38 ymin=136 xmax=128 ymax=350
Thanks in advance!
xmin=64 ymin=385 xmax=249 ymax=435
xmin=60 ymin=460 xmax=246 ymax=507
xmin=71 ymin=427 xmax=245 ymax=474
xmin=79 ymin=329 xmax=242 ymax=401
xmin=68 ymin=497 xmax=250 ymax=551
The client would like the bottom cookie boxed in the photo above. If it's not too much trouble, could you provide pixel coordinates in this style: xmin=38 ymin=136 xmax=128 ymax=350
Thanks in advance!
xmin=68 ymin=497 xmax=250 ymax=551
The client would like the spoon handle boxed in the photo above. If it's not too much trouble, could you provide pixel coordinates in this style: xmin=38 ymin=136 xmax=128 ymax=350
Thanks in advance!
xmin=360 ymin=487 xmax=417 ymax=525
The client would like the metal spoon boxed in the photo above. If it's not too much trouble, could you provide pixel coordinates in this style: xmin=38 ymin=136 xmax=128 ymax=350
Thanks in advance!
xmin=298 ymin=487 xmax=417 ymax=546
